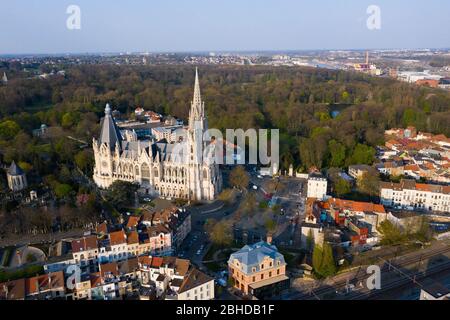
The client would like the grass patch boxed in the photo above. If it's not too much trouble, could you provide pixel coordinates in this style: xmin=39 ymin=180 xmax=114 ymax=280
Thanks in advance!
xmin=0 ymin=265 xmax=45 ymax=283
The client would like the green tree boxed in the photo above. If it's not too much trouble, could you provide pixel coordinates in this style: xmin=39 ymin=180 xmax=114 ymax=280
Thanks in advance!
xmin=229 ymin=165 xmax=249 ymax=190
xmin=356 ymin=171 xmax=380 ymax=197
xmin=0 ymin=120 xmax=20 ymax=140
xmin=55 ymin=183 xmax=73 ymax=199
xmin=105 ymin=181 xmax=139 ymax=210
xmin=312 ymin=244 xmax=323 ymax=276
xmin=378 ymin=220 xmax=405 ymax=245
xmin=334 ymin=178 xmax=351 ymax=197
xmin=205 ymin=219 xmax=233 ymax=246
xmin=328 ymin=140 xmax=346 ymax=168
xmin=265 ymin=219 xmax=277 ymax=233
xmin=74 ymin=150 xmax=93 ymax=173
xmin=349 ymin=144 xmax=375 ymax=165
xmin=320 ymin=243 xmax=337 ymax=277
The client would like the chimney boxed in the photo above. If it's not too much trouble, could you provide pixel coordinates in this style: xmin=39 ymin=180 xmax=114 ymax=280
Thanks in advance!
xmin=266 ymin=233 xmax=273 ymax=245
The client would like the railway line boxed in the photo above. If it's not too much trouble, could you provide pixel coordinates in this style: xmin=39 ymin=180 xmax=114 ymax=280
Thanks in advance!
xmin=287 ymin=242 xmax=450 ymax=300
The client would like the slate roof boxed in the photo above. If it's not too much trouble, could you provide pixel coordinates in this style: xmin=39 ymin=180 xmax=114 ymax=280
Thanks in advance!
xmin=7 ymin=161 xmax=24 ymax=176
xmin=99 ymin=104 xmax=123 ymax=150
xmin=228 ymin=241 xmax=286 ymax=275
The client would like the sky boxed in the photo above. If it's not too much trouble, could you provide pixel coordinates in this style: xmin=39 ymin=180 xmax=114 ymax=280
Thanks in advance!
xmin=0 ymin=0 xmax=449 ymax=54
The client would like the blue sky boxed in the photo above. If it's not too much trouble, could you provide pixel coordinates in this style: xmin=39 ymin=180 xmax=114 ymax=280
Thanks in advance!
xmin=0 ymin=0 xmax=449 ymax=54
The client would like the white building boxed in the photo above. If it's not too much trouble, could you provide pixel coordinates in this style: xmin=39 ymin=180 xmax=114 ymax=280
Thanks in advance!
xmin=176 ymin=268 xmax=215 ymax=300
xmin=380 ymin=179 xmax=450 ymax=212
xmin=397 ymin=71 xmax=442 ymax=83
xmin=92 ymin=69 xmax=222 ymax=201
xmin=307 ymin=173 xmax=328 ymax=200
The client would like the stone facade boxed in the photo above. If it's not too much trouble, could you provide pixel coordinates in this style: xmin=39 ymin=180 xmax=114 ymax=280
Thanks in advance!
xmin=92 ymin=69 xmax=222 ymax=201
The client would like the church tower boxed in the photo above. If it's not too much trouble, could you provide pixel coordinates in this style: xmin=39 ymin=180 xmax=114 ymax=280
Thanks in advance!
xmin=186 ymin=68 xmax=221 ymax=201
xmin=92 ymin=103 xmax=123 ymax=188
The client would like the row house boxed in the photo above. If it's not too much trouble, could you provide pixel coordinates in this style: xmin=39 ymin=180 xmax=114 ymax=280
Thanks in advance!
xmin=380 ymin=179 xmax=450 ymax=212
xmin=0 ymin=272 xmax=65 ymax=300
xmin=137 ymin=256 xmax=213 ymax=300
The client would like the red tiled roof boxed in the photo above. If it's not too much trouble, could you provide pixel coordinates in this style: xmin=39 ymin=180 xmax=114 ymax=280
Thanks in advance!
xmin=326 ymin=198 xmax=386 ymax=214
xmin=100 ymin=262 xmax=119 ymax=278
xmin=151 ymin=257 xmax=164 ymax=268
xmin=109 ymin=230 xmax=127 ymax=246
xmin=127 ymin=231 xmax=139 ymax=245
xmin=71 ymin=235 xmax=98 ymax=253
xmin=126 ymin=216 xmax=140 ymax=229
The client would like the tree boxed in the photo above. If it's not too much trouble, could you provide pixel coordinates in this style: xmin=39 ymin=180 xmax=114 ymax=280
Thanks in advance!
xmin=334 ymin=178 xmax=351 ymax=197
xmin=312 ymin=244 xmax=323 ymax=276
xmin=105 ymin=181 xmax=139 ymax=210
xmin=205 ymin=218 xmax=233 ymax=246
xmin=265 ymin=219 xmax=277 ymax=234
xmin=349 ymin=144 xmax=375 ymax=165
xmin=55 ymin=184 xmax=73 ymax=199
xmin=313 ymin=242 xmax=337 ymax=278
xmin=306 ymin=229 xmax=314 ymax=253
xmin=0 ymin=120 xmax=20 ymax=140
xmin=328 ymin=140 xmax=346 ymax=168
xmin=229 ymin=165 xmax=249 ymax=190
xmin=378 ymin=220 xmax=405 ymax=245
xmin=217 ymin=189 xmax=236 ymax=205
xmin=74 ymin=150 xmax=93 ymax=173
xmin=356 ymin=170 xmax=380 ymax=198
xmin=320 ymin=243 xmax=337 ymax=277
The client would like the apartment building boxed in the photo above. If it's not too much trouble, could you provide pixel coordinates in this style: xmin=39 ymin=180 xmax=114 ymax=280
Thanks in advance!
xmin=307 ymin=173 xmax=328 ymax=200
xmin=380 ymin=179 xmax=450 ymax=212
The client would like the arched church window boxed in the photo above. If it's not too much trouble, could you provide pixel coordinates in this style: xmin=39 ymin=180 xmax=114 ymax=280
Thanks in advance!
xmin=141 ymin=163 xmax=150 ymax=181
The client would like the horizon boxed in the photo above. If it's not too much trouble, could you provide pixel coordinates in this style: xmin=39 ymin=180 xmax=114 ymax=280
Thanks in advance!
xmin=2 ymin=47 xmax=450 ymax=58
xmin=0 ymin=0 xmax=449 ymax=55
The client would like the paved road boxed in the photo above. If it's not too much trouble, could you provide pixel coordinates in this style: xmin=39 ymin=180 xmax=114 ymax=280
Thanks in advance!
xmin=180 ymin=193 xmax=244 ymax=271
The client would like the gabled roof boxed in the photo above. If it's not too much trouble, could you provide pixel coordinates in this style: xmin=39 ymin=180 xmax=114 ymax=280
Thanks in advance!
xmin=126 ymin=216 xmax=140 ymax=229
xmin=100 ymin=262 xmax=119 ymax=278
xmin=7 ymin=161 xmax=25 ymax=176
xmin=178 ymin=268 xmax=213 ymax=294
xmin=151 ymin=257 xmax=164 ymax=268
xmin=109 ymin=230 xmax=127 ymax=246
xmin=127 ymin=231 xmax=139 ymax=245
xmin=0 ymin=278 xmax=26 ymax=300
xmin=71 ymin=235 xmax=98 ymax=253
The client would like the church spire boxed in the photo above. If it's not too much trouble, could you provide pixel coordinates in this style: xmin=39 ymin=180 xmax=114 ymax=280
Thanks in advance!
xmin=189 ymin=68 xmax=206 ymax=130
xmin=99 ymin=103 xmax=123 ymax=151
xmin=193 ymin=67 xmax=202 ymax=106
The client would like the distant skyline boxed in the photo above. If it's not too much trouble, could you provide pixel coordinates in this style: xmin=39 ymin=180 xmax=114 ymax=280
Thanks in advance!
xmin=0 ymin=0 xmax=449 ymax=54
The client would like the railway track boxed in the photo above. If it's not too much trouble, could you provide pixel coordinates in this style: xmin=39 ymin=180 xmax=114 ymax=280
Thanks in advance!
xmin=288 ymin=243 xmax=450 ymax=300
